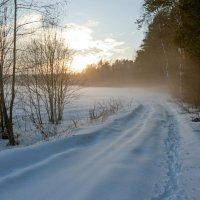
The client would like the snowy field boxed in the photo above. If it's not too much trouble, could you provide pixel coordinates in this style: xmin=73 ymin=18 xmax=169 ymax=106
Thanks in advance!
xmin=0 ymin=87 xmax=200 ymax=200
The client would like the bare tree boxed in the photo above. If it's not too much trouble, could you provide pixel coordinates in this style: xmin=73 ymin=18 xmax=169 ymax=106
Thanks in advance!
xmin=20 ymin=29 xmax=78 ymax=137
xmin=0 ymin=0 xmax=68 ymax=145
xmin=0 ymin=0 xmax=16 ymax=144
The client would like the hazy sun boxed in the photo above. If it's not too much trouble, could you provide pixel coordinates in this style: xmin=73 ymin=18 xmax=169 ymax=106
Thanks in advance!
xmin=63 ymin=23 xmax=124 ymax=73
xmin=71 ymin=54 xmax=99 ymax=72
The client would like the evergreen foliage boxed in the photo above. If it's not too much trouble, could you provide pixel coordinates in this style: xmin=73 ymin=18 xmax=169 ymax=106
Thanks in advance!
xmin=135 ymin=0 xmax=200 ymax=107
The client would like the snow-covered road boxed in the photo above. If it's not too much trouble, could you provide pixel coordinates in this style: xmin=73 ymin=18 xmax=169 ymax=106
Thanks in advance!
xmin=0 ymin=91 xmax=200 ymax=200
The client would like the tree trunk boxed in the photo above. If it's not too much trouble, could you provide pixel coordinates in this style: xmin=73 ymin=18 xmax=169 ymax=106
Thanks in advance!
xmin=0 ymin=98 xmax=5 ymax=135
xmin=178 ymin=48 xmax=184 ymax=100
xmin=6 ymin=0 xmax=18 ymax=145
xmin=158 ymin=21 xmax=169 ymax=83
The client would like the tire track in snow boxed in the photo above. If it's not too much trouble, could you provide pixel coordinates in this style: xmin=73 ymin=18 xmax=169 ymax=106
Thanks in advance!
xmin=66 ymin=104 xmax=174 ymax=200
xmin=60 ymin=105 xmax=154 ymax=196
xmin=151 ymin=109 xmax=186 ymax=200
xmin=0 ymin=104 xmax=150 ymax=186
xmin=1 ymin=101 xmax=189 ymax=200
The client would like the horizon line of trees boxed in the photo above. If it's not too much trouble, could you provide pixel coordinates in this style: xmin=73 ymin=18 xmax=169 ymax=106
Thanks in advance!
xmin=76 ymin=56 xmax=168 ymax=87
xmin=77 ymin=59 xmax=140 ymax=86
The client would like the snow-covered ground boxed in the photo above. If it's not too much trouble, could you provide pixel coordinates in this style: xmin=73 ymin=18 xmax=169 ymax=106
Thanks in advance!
xmin=0 ymin=87 xmax=200 ymax=200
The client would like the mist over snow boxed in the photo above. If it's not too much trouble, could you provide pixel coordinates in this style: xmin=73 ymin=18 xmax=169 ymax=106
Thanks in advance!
xmin=1 ymin=87 xmax=200 ymax=200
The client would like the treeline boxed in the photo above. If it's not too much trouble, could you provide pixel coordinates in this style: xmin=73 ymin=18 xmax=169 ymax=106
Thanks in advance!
xmin=77 ymin=59 xmax=165 ymax=86
xmin=135 ymin=0 xmax=200 ymax=106
xmin=78 ymin=60 xmax=137 ymax=86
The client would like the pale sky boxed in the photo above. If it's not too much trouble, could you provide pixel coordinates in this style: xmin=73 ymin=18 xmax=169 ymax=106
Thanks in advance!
xmin=62 ymin=0 xmax=145 ymax=71
xmin=19 ymin=0 xmax=145 ymax=72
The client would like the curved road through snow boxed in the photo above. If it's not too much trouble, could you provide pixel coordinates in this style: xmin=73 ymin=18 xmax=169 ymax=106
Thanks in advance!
xmin=0 ymin=99 xmax=200 ymax=200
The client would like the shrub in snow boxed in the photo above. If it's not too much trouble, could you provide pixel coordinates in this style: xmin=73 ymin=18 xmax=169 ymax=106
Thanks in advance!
xmin=89 ymin=98 xmax=123 ymax=122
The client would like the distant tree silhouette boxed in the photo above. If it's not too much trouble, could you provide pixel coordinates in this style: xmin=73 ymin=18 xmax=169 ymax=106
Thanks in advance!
xmin=78 ymin=59 xmax=137 ymax=86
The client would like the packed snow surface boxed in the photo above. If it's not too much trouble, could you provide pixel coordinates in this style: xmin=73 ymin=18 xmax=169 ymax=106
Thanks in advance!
xmin=0 ymin=88 xmax=200 ymax=200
